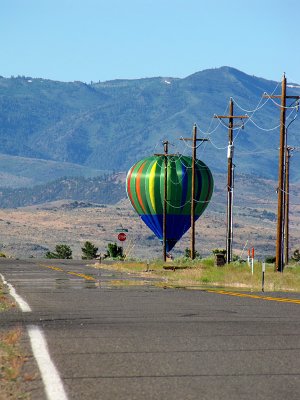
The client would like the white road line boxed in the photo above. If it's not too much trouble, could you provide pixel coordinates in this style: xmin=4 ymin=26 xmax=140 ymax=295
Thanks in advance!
xmin=0 ymin=273 xmax=31 ymax=312
xmin=1 ymin=273 xmax=68 ymax=400
xmin=27 ymin=325 xmax=68 ymax=400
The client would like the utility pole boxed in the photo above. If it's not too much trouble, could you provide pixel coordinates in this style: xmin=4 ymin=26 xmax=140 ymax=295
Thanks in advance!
xmin=263 ymin=75 xmax=300 ymax=271
xmin=180 ymin=124 xmax=208 ymax=259
xmin=284 ymin=146 xmax=293 ymax=265
xmin=276 ymin=74 xmax=286 ymax=272
xmin=163 ymin=141 xmax=168 ymax=262
xmin=214 ymin=99 xmax=248 ymax=263
xmin=154 ymin=141 xmax=176 ymax=262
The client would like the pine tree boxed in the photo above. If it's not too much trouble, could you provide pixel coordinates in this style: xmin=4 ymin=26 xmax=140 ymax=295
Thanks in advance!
xmin=81 ymin=241 xmax=98 ymax=260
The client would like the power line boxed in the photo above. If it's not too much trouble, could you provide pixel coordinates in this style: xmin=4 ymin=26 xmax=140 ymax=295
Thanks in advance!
xmin=231 ymin=81 xmax=280 ymax=114
xmin=246 ymin=117 xmax=281 ymax=131
xmin=196 ymin=103 xmax=229 ymax=136
xmin=263 ymin=94 xmax=300 ymax=109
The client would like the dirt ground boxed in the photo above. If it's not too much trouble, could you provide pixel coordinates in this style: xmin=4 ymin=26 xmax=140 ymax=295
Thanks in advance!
xmin=0 ymin=173 xmax=299 ymax=260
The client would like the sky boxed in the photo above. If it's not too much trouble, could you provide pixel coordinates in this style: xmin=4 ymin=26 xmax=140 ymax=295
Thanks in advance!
xmin=1 ymin=0 xmax=300 ymax=84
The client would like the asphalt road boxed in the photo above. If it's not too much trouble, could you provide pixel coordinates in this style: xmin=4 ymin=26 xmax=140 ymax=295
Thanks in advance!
xmin=1 ymin=259 xmax=300 ymax=400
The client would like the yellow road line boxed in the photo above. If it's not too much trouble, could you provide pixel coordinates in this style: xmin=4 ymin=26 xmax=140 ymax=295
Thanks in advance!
xmin=66 ymin=272 xmax=96 ymax=281
xmin=206 ymin=289 xmax=300 ymax=304
xmin=44 ymin=266 xmax=64 ymax=272
xmin=43 ymin=265 xmax=97 ymax=281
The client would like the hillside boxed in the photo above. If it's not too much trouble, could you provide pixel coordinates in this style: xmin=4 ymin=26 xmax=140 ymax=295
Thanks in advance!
xmin=1 ymin=67 xmax=300 ymax=186
xmin=0 ymin=154 xmax=109 ymax=188
xmin=0 ymin=175 xmax=124 ymax=208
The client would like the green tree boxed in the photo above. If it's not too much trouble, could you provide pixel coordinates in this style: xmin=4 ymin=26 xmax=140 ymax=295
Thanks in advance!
xmin=105 ymin=242 xmax=124 ymax=259
xmin=45 ymin=244 xmax=72 ymax=259
xmin=81 ymin=241 xmax=98 ymax=260
xmin=184 ymin=248 xmax=201 ymax=259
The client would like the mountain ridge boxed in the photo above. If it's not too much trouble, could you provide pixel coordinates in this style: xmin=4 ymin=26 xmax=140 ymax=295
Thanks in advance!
xmin=1 ymin=67 xmax=300 ymax=187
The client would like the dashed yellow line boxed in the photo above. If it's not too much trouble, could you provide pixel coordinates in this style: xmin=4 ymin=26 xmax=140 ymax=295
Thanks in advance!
xmin=66 ymin=271 xmax=96 ymax=281
xmin=42 ymin=265 xmax=97 ymax=281
xmin=44 ymin=266 xmax=64 ymax=272
xmin=206 ymin=289 xmax=300 ymax=304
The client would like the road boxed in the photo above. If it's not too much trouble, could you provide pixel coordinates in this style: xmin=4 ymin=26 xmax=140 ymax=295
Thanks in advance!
xmin=1 ymin=258 xmax=300 ymax=399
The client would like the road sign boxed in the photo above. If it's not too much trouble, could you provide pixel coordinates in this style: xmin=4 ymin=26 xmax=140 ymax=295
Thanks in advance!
xmin=118 ymin=232 xmax=127 ymax=242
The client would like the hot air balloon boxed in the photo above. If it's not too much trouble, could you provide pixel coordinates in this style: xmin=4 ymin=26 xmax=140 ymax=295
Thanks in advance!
xmin=126 ymin=154 xmax=213 ymax=252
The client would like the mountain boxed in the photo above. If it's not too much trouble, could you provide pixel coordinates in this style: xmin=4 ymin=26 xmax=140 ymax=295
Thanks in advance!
xmin=1 ymin=67 xmax=300 ymax=186
xmin=0 ymin=175 xmax=124 ymax=208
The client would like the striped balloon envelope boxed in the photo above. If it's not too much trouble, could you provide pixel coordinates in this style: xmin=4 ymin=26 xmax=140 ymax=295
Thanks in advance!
xmin=126 ymin=155 xmax=213 ymax=252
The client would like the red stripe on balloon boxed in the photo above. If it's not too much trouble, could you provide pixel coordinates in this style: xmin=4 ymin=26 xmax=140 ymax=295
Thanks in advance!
xmin=136 ymin=161 xmax=147 ymax=213
xmin=127 ymin=165 xmax=136 ymax=208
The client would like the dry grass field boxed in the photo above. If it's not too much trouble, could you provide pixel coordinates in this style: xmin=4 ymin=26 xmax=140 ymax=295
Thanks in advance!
xmin=90 ymin=259 xmax=300 ymax=292
xmin=0 ymin=173 xmax=299 ymax=260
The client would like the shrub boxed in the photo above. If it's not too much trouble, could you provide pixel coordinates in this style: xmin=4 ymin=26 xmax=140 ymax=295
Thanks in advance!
xmin=45 ymin=244 xmax=72 ymax=259
xmin=265 ymin=255 xmax=276 ymax=263
xmin=232 ymin=254 xmax=240 ymax=262
xmin=292 ymin=249 xmax=300 ymax=262
xmin=184 ymin=248 xmax=201 ymax=259
xmin=105 ymin=242 xmax=124 ymax=259
xmin=212 ymin=248 xmax=226 ymax=256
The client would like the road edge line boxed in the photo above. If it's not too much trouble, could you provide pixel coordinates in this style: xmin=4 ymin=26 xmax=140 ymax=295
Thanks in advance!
xmin=27 ymin=325 xmax=68 ymax=400
xmin=1 ymin=273 xmax=68 ymax=400
xmin=0 ymin=273 xmax=31 ymax=312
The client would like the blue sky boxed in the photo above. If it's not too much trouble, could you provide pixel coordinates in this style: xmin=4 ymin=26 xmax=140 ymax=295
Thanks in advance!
xmin=1 ymin=0 xmax=300 ymax=83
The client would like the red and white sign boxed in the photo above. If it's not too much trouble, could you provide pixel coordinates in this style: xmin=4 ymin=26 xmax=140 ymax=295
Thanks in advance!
xmin=118 ymin=232 xmax=127 ymax=242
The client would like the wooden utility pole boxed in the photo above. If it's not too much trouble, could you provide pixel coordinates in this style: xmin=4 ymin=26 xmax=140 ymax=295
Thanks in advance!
xmin=263 ymin=75 xmax=299 ymax=271
xmin=276 ymin=74 xmax=287 ymax=272
xmin=154 ymin=141 xmax=177 ymax=262
xmin=163 ymin=141 xmax=168 ymax=262
xmin=284 ymin=146 xmax=292 ymax=265
xmin=180 ymin=124 xmax=208 ymax=259
xmin=214 ymin=99 xmax=248 ymax=263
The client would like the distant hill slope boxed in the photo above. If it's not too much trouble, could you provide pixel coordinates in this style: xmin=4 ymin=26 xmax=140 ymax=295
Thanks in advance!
xmin=0 ymin=171 xmax=285 ymax=211
xmin=1 ymin=67 xmax=300 ymax=182
xmin=0 ymin=153 xmax=109 ymax=187
xmin=0 ymin=175 xmax=125 ymax=208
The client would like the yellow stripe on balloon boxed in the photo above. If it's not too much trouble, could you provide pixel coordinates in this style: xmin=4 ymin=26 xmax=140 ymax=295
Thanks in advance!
xmin=149 ymin=161 xmax=157 ymax=213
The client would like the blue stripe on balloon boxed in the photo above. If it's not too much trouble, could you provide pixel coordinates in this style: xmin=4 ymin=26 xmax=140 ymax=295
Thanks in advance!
xmin=140 ymin=215 xmax=160 ymax=240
